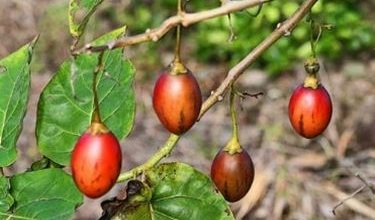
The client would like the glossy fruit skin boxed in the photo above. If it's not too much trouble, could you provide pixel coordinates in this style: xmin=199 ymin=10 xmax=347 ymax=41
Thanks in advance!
xmin=288 ymin=84 xmax=332 ymax=139
xmin=211 ymin=149 xmax=254 ymax=202
xmin=71 ymin=131 xmax=122 ymax=198
xmin=153 ymin=70 xmax=202 ymax=135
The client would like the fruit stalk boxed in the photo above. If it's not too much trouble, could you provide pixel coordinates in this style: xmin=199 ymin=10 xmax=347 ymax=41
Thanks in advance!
xmin=224 ymin=86 xmax=242 ymax=154
xmin=171 ymin=0 xmax=187 ymax=75
xmin=174 ymin=0 xmax=182 ymax=63
xmin=174 ymin=24 xmax=181 ymax=63
xmin=92 ymin=52 xmax=105 ymax=123
xmin=230 ymin=86 xmax=239 ymax=141
xmin=303 ymin=58 xmax=320 ymax=89
xmin=309 ymin=16 xmax=318 ymax=59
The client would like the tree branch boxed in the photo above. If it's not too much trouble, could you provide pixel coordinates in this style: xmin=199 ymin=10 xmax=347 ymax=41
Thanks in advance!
xmin=73 ymin=0 xmax=270 ymax=55
xmin=198 ymin=0 xmax=318 ymax=118
xmin=117 ymin=0 xmax=319 ymax=183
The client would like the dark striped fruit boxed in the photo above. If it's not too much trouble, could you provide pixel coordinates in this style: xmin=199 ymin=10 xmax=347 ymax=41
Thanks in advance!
xmin=210 ymin=148 xmax=254 ymax=202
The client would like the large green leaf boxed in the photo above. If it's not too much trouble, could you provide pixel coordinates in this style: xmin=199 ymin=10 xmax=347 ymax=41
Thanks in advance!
xmin=107 ymin=163 xmax=235 ymax=220
xmin=0 ymin=176 xmax=13 ymax=213
xmin=69 ymin=0 xmax=105 ymax=39
xmin=0 ymin=37 xmax=37 ymax=166
xmin=36 ymin=27 xmax=135 ymax=165
xmin=6 ymin=168 xmax=82 ymax=220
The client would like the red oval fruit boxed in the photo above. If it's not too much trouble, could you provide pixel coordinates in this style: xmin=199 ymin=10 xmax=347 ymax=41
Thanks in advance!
xmin=288 ymin=84 xmax=332 ymax=139
xmin=210 ymin=149 xmax=254 ymax=202
xmin=153 ymin=70 xmax=202 ymax=135
xmin=71 ymin=129 xmax=122 ymax=198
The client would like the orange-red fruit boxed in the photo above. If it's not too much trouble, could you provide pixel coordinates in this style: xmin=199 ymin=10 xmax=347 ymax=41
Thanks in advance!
xmin=210 ymin=149 xmax=255 ymax=202
xmin=71 ymin=131 xmax=122 ymax=198
xmin=288 ymin=84 xmax=332 ymax=139
xmin=153 ymin=70 xmax=202 ymax=135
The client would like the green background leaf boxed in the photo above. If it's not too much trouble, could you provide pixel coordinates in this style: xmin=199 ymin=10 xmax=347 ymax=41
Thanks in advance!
xmin=0 ymin=37 xmax=37 ymax=166
xmin=69 ymin=0 xmax=105 ymax=38
xmin=0 ymin=176 xmax=14 ymax=213
xmin=8 ymin=168 xmax=83 ymax=220
xmin=36 ymin=28 xmax=135 ymax=165
xmin=116 ymin=163 xmax=235 ymax=220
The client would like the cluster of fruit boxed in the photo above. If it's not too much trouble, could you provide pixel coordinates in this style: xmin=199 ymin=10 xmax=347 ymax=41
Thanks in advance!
xmin=68 ymin=25 xmax=332 ymax=204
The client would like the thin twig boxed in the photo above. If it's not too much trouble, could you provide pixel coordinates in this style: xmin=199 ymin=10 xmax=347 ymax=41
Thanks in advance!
xmin=322 ymin=182 xmax=375 ymax=218
xmin=238 ymin=91 xmax=264 ymax=99
xmin=356 ymin=173 xmax=375 ymax=195
xmin=73 ymin=0 xmax=270 ymax=55
xmin=340 ymin=160 xmax=375 ymax=196
xmin=332 ymin=185 xmax=367 ymax=215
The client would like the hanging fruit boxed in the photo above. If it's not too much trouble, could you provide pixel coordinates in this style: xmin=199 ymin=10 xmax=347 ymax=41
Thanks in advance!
xmin=153 ymin=65 xmax=202 ymax=135
xmin=71 ymin=53 xmax=122 ymax=198
xmin=288 ymin=59 xmax=332 ymax=138
xmin=152 ymin=2 xmax=202 ymax=135
xmin=210 ymin=87 xmax=254 ymax=202
xmin=211 ymin=147 xmax=254 ymax=202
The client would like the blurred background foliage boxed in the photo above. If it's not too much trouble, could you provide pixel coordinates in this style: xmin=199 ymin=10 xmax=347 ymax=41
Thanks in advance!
xmin=28 ymin=0 xmax=375 ymax=76
xmin=99 ymin=0 xmax=375 ymax=75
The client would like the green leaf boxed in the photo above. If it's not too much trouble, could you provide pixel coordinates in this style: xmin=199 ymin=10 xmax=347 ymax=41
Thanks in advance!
xmin=69 ymin=0 xmax=105 ymax=39
xmin=111 ymin=163 xmax=235 ymax=220
xmin=36 ymin=28 xmax=135 ymax=165
xmin=0 ymin=37 xmax=38 ymax=167
xmin=8 ymin=168 xmax=83 ymax=220
xmin=0 ymin=176 xmax=14 ymax=212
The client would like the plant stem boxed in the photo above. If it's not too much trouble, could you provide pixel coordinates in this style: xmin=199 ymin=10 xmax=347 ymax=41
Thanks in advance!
xmin=0 ymin=168 xmax=4 ymax=176
xmin=117 ymin=134 xmax=180 ymax=182
xmin=91 ymin=52 xmax=105 ymax=123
